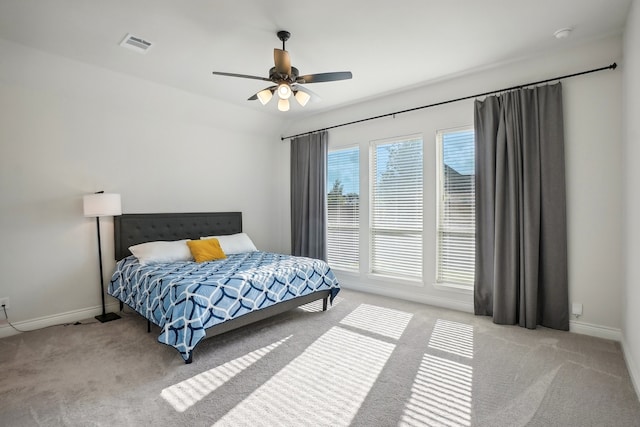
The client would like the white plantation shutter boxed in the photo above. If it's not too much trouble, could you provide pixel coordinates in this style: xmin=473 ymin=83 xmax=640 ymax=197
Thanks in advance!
xmin=370 ymin=136 xmax=423 ymax=278
xmin=437 ymin=128 xmax=475 ymax=287
xmin=327 ymin=147 xmax=360 ymax=270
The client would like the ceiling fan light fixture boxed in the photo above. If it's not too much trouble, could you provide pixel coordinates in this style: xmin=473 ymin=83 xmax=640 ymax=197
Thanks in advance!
xmin=277 ymin=83 xmax=292 ymax=99
xmin=295 ymin=90 xmax=311 ymax=107
xmin=257 ymin=88 xmax=273 ymax=105
xmin=278 ymin=98 xmax=290 ymax=112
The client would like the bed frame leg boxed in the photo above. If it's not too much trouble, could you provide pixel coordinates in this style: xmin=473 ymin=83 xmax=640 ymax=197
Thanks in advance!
xmin=119 ymin=301 xmax=124 ymax=312
xmin=147 ymin=320 xmax=151 ymax=333
xmin=323 ymin=297 xmax=328 ymax=311
xmin=185 ymin=353 xmax=193 ymax=364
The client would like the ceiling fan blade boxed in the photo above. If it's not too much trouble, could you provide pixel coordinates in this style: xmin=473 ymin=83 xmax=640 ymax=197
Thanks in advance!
xmin=296 ymin=71 xmax=352 ymax=84
xmin=212 ymin=71 xmax=272 ymax=82
xmin=273 ymin=49 xmax=291 ymax=76
xmin=248 ymin=85 xmax=277 ymax=101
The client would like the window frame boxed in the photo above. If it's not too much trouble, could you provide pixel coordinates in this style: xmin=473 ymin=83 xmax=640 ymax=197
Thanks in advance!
xmin=327 ymin=144 xmax=361 ymax=272
xmin=369 ymin=134 xmax=424 ymax=281
xmin=435 ymin=126 xmax=475 ymax=290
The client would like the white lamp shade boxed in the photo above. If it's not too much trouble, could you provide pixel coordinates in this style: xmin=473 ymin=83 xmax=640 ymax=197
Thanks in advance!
xmin=83 ymin=193 xmax=122 ymax=217
xmin=257 ymin=88 xmax=273 ymax=105
xmin=277 ymin=83 xmax=292 ymax=99
xmin=277 ymin=98 xmax=290 ymax=112
xmin=295 ymin=90 xmax=311 ymax=107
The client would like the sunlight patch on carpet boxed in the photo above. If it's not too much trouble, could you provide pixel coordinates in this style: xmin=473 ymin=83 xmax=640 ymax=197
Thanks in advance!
xmin=212 ymin=326 xmax=395 ymax=427
xmin=161 ymin=335 xmax=291 ymax=412
xmin=339 ymin=303 xmax=413 ymax=339
xmin=427 ymin=319 xmax=474 ymax=359
xmin=400 ymin=354 xmax=473 ymax=427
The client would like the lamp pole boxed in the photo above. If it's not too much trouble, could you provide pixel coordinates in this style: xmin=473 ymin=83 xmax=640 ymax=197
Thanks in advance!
xmin=84 ymin=191 xmax=121 ymax=323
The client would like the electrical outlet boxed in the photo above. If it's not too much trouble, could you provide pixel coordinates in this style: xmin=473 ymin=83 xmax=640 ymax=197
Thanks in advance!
xmin=0 ymin=297 xmax=9 ymax=309
xmin=571 ymin=302 xmax=583 ymax=316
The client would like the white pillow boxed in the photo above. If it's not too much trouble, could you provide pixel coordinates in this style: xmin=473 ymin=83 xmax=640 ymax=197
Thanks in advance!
xmin=200 ymin=233 xmax=257 ymax=254
xmin=129 ymin=240 xmax=192 ymax=265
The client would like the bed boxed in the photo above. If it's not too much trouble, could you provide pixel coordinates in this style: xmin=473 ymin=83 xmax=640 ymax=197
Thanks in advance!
xmin=107 ymin=212 xmax=340 ymax=364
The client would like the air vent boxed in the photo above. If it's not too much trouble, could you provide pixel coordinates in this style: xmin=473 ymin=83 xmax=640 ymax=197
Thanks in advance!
xmin=119 ymin=33 xmax=153 ymax=54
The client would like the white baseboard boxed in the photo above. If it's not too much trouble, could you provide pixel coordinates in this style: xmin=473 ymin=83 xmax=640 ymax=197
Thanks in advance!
xmin=569 ymin=319 xmax=622 ymax=341
xmin=341 ymin=282 xmax=474 ymax=314
xmin=0 ymin=302 xmax=121 ymax=339
xmin=621 ymin=338 xmax=640 ymax=401
xmin=343 ymin=282 xmax=625 ymax=343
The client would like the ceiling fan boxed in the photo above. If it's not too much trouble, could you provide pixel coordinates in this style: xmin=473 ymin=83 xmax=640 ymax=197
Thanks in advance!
xmin=212 ymin=30 xmax=352 ymax=111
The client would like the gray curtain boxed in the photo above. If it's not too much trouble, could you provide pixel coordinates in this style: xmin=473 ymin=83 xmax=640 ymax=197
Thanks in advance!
xmin=474 ymin=83 xmax=568 ymax=331
xmin=291 ymin=131 xmax=328 ymax=260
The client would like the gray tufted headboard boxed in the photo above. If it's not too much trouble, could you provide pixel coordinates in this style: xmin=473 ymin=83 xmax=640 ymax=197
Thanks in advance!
xmin=114 ymin=212 xmax=243 ymax=260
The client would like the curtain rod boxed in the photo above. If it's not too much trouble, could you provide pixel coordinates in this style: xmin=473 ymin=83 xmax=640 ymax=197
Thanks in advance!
xmin=281 ymin=62 xmax=617 ymax=141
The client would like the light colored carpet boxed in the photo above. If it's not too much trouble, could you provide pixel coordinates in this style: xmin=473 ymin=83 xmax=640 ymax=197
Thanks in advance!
xmin=1 ymin=289 xmax=639 ymax=426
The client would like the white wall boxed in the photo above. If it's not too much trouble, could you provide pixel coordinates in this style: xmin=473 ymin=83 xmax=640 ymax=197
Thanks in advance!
xmin=623 ymin=0 xmax=640 ymax=397
xmin=284 ymin=36 xmax=624 ymax=334
xmin=0 ymin=30 xmax=629 ymax=346
xmin=0 ymin=38 xmax=288 ymax=332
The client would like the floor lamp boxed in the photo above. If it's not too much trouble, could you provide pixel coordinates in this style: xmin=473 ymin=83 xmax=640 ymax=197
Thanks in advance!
xmin=83 ymin=191 xmax=122 ymax=323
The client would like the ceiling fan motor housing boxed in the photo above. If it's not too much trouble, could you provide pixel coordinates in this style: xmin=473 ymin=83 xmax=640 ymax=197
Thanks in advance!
xmin=269 ymin=66 xmax=299 ymax=83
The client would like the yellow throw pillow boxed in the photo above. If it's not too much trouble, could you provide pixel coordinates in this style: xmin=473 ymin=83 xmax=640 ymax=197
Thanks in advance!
xmin=186 ymin=238 xmax=226 ymax=263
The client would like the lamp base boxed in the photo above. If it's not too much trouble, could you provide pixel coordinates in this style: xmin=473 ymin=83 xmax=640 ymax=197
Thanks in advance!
xmin=95 ymin=312 xmax=121 ymax=323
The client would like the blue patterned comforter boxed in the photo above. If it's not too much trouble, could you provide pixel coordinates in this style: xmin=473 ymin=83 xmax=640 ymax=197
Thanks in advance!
xmin=108 ymin=251 xmax=340 ymax=361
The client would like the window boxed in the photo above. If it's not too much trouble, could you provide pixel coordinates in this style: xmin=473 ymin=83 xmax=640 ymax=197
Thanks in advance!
xmin=327 ymin=147 xmax=360 ymax=271
xmin=436 ymin=128 xmax=475 ymax=288
xmin=370 ymin=136 xmax=423 ymax=279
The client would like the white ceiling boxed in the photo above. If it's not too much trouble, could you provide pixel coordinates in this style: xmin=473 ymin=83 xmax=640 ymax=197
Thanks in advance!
xmin=0 ymin=0 xmax=631 ymax=118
